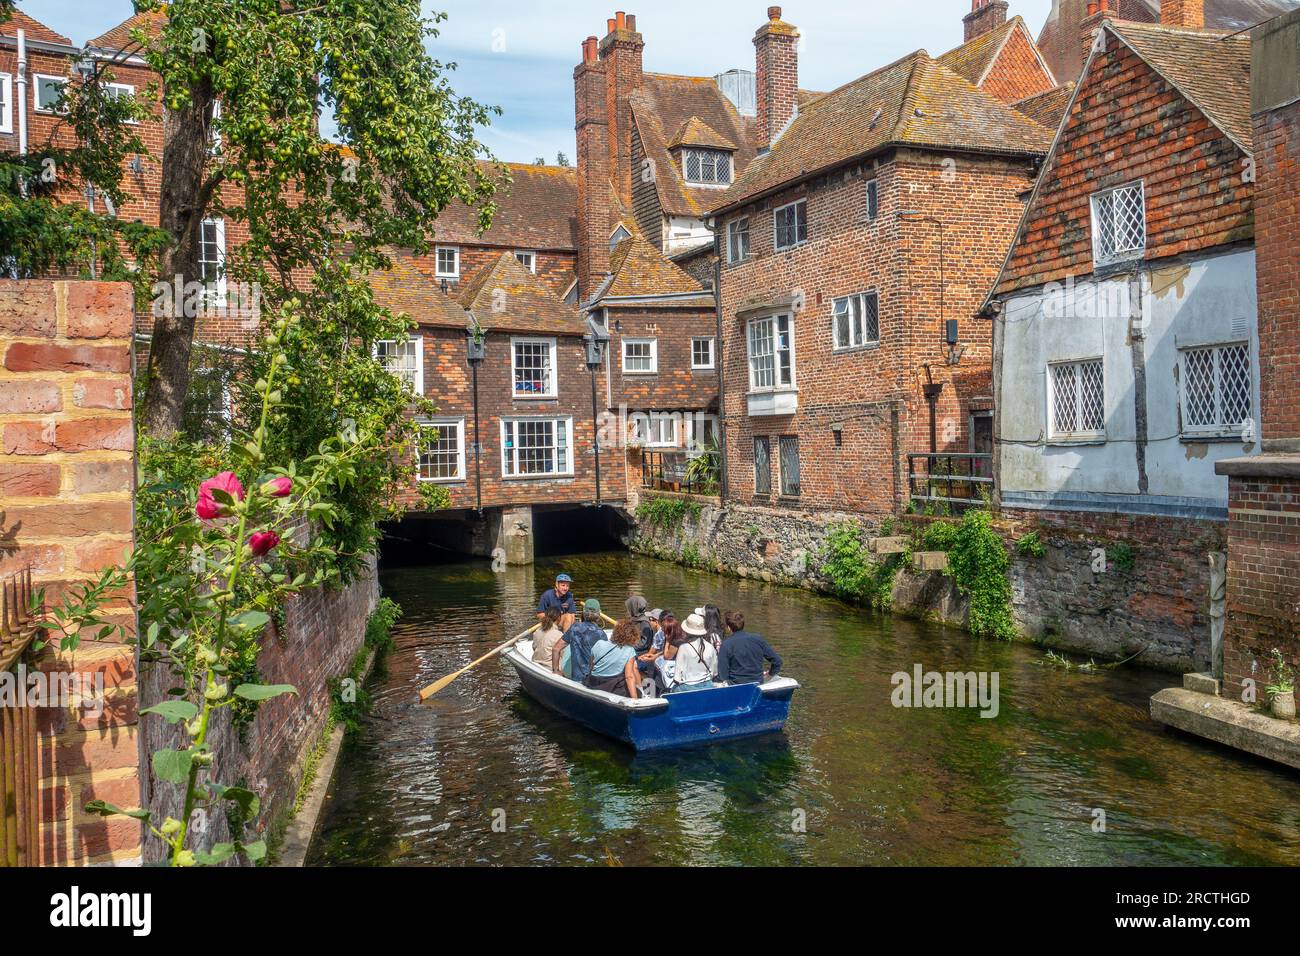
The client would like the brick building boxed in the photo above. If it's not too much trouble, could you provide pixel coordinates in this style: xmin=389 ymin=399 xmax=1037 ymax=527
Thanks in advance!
xmin=985 ymin=7 xmax=1263 ymax=668
xmin=709 ymin=5 xmax=1056 ymax=515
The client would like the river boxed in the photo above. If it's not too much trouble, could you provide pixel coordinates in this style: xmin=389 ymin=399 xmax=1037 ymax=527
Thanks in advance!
xmin=307 ymin=551 xmax=1300 ymax=866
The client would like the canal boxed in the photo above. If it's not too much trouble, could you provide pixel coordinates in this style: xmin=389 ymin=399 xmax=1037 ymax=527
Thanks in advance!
xmin=308 ymin=551 xmax=1300 ymax=866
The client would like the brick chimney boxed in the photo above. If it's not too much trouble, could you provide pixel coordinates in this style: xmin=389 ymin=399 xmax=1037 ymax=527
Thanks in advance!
xmin=575 ymin=35 xmax=611 ymax=299
xmin=1081 ymin=0 xmax=1115 ymax=63
xmin=754 ymin=6 xmax=799 ymax=147
xmin=599 ymin=11 xmax=644 ymax=209
xmin=964 ymin=0 xmax=1010 ymax=42
xmin=1161 ymin=0 xmax=1205 ymax=29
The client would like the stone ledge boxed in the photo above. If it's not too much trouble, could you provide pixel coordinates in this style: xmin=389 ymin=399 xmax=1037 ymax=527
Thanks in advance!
xmin=1215 ymin=454 xmax=1300 ymax=478
xmin=1150 ymin=687 xmax=1300 ymax=770
xmin=1183 ymin=671 xmax=1220 ymax=695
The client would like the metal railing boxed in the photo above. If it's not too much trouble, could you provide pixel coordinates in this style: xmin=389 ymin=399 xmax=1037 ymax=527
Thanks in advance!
xmin=640 ymin=449 xmax=717 ymax=496
xmin=907 ymin=453 xmax=993 ymax=512
xmin=1 ymin=568 xmax=40 ymax=867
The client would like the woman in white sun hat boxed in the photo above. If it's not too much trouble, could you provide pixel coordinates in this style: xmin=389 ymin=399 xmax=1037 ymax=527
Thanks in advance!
xmin=667 ymin=611 xmax=718 ymax=693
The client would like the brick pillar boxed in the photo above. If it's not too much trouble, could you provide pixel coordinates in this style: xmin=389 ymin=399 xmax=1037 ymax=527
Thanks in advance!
xmin=576 ymin=36 xmax=611 ymax=300
xmin=1161 ymin=0 xmax=1205 ymax=29
xmin=964 ymin=0 xmax=1010 ymax=42
xmin=1080 ymin=1 xmax=1114 ymax=65
xmin=0 ymin=279 xmax=141 ymax=864
xmin=599 ymin=11 xmax=644 ymax=210
xmin=754 ymin=6 xmax=799 ymax=147
xmin=1215 ymin=9 xmax=1300 ymax=701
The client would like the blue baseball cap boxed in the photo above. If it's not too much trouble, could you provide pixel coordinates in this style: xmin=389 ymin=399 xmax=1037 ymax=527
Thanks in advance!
xmin=555 ymin=573 xmax=572 ymax=583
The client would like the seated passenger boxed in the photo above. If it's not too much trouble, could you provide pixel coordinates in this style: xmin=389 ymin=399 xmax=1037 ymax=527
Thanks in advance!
xmin=702 ymin=604 xmax=726 ymax=654
xmin=651 ymin=614 xmax=681 ymax=692
xmin=717 ymin=610 xmax=782 ymax=686
xmin=537 ymin=573 xmax=577 ymax=632
xmin=625 ymin=595 xmax=655 ymax=653
xmin=552 ymin=599 xmax=606 ymax=681
xmin=531 ymin=608 xmax=566 ymax=668
xmin=667 ymin=612 xmax=718 ymax=693
xmin=583 ymin=619 xmax=642 ymax=698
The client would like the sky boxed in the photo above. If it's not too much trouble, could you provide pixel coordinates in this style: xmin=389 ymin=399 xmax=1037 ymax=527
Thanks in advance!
xmin=29 ymin=0 xmax=1056 ymax=163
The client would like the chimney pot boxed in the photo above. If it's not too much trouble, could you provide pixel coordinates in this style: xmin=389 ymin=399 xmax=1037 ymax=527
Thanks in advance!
xmin=616 ymin=11 xmax=626 ymax=29
xmin=768 ymin=5 xmax=781 ymax=18
xmin=626 ymin=14 xmax=636 ymax=31
xmin=1087 ymin=1 xmax=1099 ymax=13
xmin=607 ymin=17 xmax=617 ymax=34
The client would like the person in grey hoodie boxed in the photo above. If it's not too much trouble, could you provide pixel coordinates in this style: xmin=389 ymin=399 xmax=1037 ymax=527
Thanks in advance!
xmin=625 ymin=595 xmax=654 ymax=653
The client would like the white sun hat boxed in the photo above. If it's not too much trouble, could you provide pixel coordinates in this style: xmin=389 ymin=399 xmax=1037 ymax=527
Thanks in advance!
xmin=682 ymin=612 xmax=708 ymax=636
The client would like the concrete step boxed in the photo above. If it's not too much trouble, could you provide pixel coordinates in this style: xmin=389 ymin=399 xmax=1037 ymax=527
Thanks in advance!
xmin=912 ymin=551 xmax=948 ymax=571
xmin=1150 ymin=687 xmax=1300 ymax=771
xmin=869 ymin=536 xmax=910 ymax=554
xmin=1183 ymin=671 xmax=1220 ymax=696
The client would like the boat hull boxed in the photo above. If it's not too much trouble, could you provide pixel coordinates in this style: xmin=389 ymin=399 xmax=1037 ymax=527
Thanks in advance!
xmin=505 ymin=644 xmax=796 ymax=752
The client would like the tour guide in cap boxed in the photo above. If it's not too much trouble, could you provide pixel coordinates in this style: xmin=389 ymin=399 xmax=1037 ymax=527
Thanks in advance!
xmin=537 ymin=572 xmax=577 ymax=632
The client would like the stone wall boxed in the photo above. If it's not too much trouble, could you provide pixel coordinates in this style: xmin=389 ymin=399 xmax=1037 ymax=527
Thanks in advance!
xmin=139 ymin=558 xmax=378 ymax=863
xmin=0 ymin=279 xmax=142 ymax=865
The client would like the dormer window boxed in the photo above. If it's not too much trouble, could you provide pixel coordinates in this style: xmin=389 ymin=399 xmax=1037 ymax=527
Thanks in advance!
xmin=683 ymin=148 xmax=732 ymax=185
xmin=610 ymin=224 xmax=632 ymax=249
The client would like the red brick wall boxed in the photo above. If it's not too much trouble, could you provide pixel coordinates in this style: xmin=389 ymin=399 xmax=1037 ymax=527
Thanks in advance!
xmin=0 ymin=279 xmax=142 ymax=865
xmin=998 ymin=38 xmax=1252 ymax=294
xmin=608 ymin=304 xmax=719 ymax=411
xmin=576 ymin=51 xmax=612 ymax=296
xmin=754 ymin=14 xmax=799 ymax=147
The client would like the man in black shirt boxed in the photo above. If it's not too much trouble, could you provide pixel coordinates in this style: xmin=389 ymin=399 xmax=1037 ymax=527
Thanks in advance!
xmin=717 ymin=610 xmax=782 ymax=686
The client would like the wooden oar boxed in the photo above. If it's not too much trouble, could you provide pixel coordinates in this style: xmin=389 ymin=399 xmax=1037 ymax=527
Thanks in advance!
xmin=418 ymin=622 xmax=540 ymax=701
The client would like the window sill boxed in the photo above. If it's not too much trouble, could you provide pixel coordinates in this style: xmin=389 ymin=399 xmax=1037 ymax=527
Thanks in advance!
xmin=690 ymin=365 xmax=717 ymax=372
xmin=502 ymin=473 xmax=575 ymax=481
xmin=511 ymin=394 xmax=558 ymax=401
xmin=417 ymin=477 xmax=466 ymax=484
xmin=774 ymin=242 xmax=808 ymax=254
xmin=1046 ymin=437 xmax=1106 ymax=447
xmin=1180 ymin=433 xmax=1253 ymax=444
xmin=622 ymin=370 xmax=658 ymax=377
xmin=832 ymin=342 xmax=882 ymax=355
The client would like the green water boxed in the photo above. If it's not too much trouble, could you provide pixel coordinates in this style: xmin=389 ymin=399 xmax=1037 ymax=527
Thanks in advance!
xmin=308 ymin=552 xmax=1300 ymax=866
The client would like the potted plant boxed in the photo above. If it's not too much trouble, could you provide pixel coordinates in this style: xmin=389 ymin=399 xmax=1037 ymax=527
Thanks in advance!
xmin=1266 ymin=648 xmax=1295 ymax=719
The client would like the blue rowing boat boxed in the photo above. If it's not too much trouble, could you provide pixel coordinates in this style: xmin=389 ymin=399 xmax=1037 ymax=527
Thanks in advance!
xmin=504 ymin=637 xmax=798 ymax=751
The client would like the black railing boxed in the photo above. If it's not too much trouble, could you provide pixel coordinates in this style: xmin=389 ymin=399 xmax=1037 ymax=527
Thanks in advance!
xmin=641 ymin=449 xmax=717 ymax=496
xmin=907 ymin=453 xmax=993 ymax=511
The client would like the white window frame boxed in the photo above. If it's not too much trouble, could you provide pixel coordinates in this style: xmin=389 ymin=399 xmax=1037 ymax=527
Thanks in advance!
xmin=691 ymin=336 xmax=716 ymax=370
xmin=33 ymin=74 xmax=68 ymax=114
xmin=1178 ymin=341 xmax=1253 ymax=439
xmin=105 ymin=82 xmax=137 ymax=123
xmin=832 ymin=291 xmax=880 ymax=350
xmin=514 ymin=250 xmax=537 ymax=273
xmin=417 ymin=418 xmax=466 ymax=482
xmin=773 ymin=199 xmax=808 ymax=251
xmin=510 ymin=336 xmax=557 ymax=399
xmin=637 ymin=412 xmax=677 ymax=448
xmin=727 ymin=216 xmax=751 ymax=264
xmin=684 ymin=413 xmax=719 ymax=451
xmin=1047 ymin=357 xmax=1105 ymax=442
xmin=435 ymin=245 xmax=460 ymax=279
xmin=1090 ymin=181 xmax=1146 ymax=268
xmin=500 ymin=416 xmax=574 ymax=479
xmin=682 ymin=148 xmax=732 ymax=186
xmin=622 ymin=337 xmax=658 ymax=375
xmin=375 ymin=334 xmax=424 ymax=394
xmin=198 ymin=217 xmax=227 ymax=303
xmin=746 ymin=313 xmax=796 ymax=392
xmin=0 ymin=73 xmax=13 ymax=133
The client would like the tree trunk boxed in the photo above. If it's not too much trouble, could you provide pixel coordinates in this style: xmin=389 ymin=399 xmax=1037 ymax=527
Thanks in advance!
xmin=141 ymin=78 xmax=215 ymax=439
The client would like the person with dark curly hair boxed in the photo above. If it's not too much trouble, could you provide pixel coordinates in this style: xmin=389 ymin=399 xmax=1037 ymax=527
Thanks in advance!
xmin=583 ymin=618 xmax=642 ymax=698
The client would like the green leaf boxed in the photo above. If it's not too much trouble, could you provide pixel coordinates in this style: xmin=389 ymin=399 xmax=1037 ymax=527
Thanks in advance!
xmin=140 ymin=700 xmax=199 ymax=724
xmin=233 ymin=683 xmax=298 ymax=702
xmin=242 ymin=840 xmax=268 ymax=863
xmin=230 ymin=610 xmax=271 ymax=632
xmin=84 ymin=799 xmax=151 ymax=820
xmin=217 ymin=786 xmax=260 ymax=818
xmin=196 ymin=842 xmax=236 ymax=865
xmin=152 ymin=748 xmax=194 ymax=785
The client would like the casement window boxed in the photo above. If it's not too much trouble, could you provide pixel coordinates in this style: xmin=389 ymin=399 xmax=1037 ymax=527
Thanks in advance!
xmin=684 ymin=413 xmax=719 ymax=450
xmin=105 ymin=82 xmax=137 ymax=122
xmin=622 ymin=337 xmax=658 ymax=374
xmin=501 ymin=417 xmax=572 ymax=478
xmin=0 ymin=74 xmax=12 ymax=133
xmin=727 ymin=217 xmax=751 ymax=264
xmin=754 ymin=437 xmax=772 ymax=495
xmin=1179 ymin=342 xmax=1252 ymax=438
xmin=198 ymin=218 xmax=227 ymax=301
xmin=832 ymin=292 xmax=880 ymax=350
xmin=773 ymin=199 xmax=808 ymax=251
xmin=511 ymin=337 xmax=557 ymax=398
xmin=691 ymin=336 xmax=715 ymax=370
xmin=638 ymin=413 xmax=677 ymax=448
xmin=683 ymin=148 xmax=732 ymax=185
xmin=417 ymin=419 xmax=465 ymax=482
xmin=33 ymin=74 xmax=68 ymax=113
xmin=514 ymin=251 xmax=536 ymax=273
xmin=435 ymin=245 xmax=460 ymax=278
xmin=747 ymin=313 xmax=795 ymax=391
xmin=1090 ymin=181 xmax=1146 ymax=267
xmin=1048 ymin=358 xmax=1105 ymax=440
xmin=778 ymin=436 xmax=801 ymax=497
xmin=376 ymin=335 xmax=423 ymax=394
xmin=866 ymin=178 xmax=879 ymax=220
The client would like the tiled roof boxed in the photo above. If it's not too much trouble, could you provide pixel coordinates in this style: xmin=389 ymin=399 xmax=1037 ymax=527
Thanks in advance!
xmin=2 ymin=9 xmax=72 ymax=44
xmin=667 ymin=116 xmax=737 ymax=151
xmin=369 ymin=256 xmax=471 ymax=331
xmin=1013 ymin=82 xmax=1076 ymax=130
xmin=87 ymin=10 xmax=166 ymax=50
xmin=937 ymin=16 xmax=1027 ymax=87
xmin=591 ymin=235 xmax=712 ymax=307
xmin=713 ymin=51 xmax=1055 ymax=213
xmin=629 ymin=73 xmax=760 ymax=218
xmin=432 ymin=161 xmax=577 ymax=251
xmin=458 ymin=252 xmax=587 ymax=335
xmin=1108 ymin=19 xmax=1254 ymax=151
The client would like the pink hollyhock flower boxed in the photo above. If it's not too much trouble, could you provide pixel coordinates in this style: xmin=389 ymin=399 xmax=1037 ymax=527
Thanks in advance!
xmin=262 ymin=476 xmax=292 ymax=498
xmin=196 ymin=471 xmax=245 ymax=520
xmin=248 ymin=530 xmax=281 ymax=557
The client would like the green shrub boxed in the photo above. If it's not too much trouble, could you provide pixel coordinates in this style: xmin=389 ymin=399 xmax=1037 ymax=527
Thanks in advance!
xmin=1109 ymin=541 xmax=1135 ymax=572
xmin=1015 ymin=531 xmax=1045 ymax=558
xmin=635 ymin=495 xmax=700 ymax=528
xmin=820 ymin=523 xmax=901 ymax=610
xmin=946 ymin=510 xmax=1016 ymax=641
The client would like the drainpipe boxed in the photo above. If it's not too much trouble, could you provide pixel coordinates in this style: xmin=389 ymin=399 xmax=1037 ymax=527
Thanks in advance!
xmin=714 ymin=228 xmax=728 ymax=503
xmin=16 ymin=29 xmax=28 ymax=156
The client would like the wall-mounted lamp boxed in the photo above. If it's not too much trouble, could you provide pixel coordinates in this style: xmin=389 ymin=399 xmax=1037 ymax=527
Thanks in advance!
xmin=129 ymin=154 xmax=144 ymax=175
